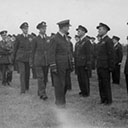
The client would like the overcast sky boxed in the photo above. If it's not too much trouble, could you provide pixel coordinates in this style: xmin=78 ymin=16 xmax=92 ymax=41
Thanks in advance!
xmin=0 ymin=0 xmax=128 ymax=44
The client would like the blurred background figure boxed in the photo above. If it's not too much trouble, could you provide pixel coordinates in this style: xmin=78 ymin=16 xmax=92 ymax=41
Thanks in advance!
xmin=74 ymin=35 xmax=80 ymax=43
xmin=6 ymin=34 xmax=14 ymax=85
xmin=112 ymin=36 xmax=123 ymax=85
xmin=124 ymin=36 xmax=128 ymax=94
xmin=0 ymin=31 xmax=12 ymax=86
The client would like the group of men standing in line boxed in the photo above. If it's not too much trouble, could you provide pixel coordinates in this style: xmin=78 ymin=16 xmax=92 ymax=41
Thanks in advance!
xmin=0 ymin=19 xmax=127 ymax=108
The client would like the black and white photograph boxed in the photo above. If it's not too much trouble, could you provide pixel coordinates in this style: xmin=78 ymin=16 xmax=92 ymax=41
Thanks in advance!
xmin=0 ymin=0 xmax=128 ymax=128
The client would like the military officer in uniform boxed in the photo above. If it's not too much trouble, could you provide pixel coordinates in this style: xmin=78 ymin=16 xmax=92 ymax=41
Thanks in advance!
xmin=74 ymin=25 xmax=92 ymax=97
xmin=0 ymin=31 xmax=12 ymax=86
xmin=112 ymin=36 xmax=123 ymax=85
xmin=96 ymin=23 xmax=114 ymax=105
xmin=30 ymin=22 xmax=50 ymax=100
xmin=13 ymin=22 xmax=32 ymax=94
xmin=49 ymin=20 xmax=72 ymax=107
xmin=124 ymin=36 xmax=128 ymax=94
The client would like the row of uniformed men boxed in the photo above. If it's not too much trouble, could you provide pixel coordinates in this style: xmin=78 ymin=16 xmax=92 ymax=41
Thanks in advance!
xmin=0 ymin=20 xmax=125 ymax=107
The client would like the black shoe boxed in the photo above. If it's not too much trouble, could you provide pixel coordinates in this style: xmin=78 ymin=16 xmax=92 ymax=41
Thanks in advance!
xmin=81 ymin=94 xmax=89 ymax=97
xmin=104 ymin=101 xmax=112 ymax=106
xmin=79 ymin=92 xmax=83 ymax=95
xmin=7 ymin=82 xmax=11 ymax=86
xmin=40 ymin=95 xmax=48 ymax=100
xmin=20 ymin=92 xmax=25 ymax=95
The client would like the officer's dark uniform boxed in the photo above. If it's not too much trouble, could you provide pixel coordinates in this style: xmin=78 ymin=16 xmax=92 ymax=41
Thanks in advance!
xmin=112 ymin=36 xmax=123 ymax=84
xmin=90 ymin=37 xmax=97 ymax=70
xmin=30 ymin=22 xmax=50 ymax=100
xmin=124 ymin=43 xmax=128 ymax=94
xmin=0 ymin=31 xmax=11 ymax=86
xmin=74 ymin=25 xmax=92 ymax=97
xmin=96 ymin=23 xmax=114 ymax=105
xmin=65 ymin=35 xmax=73 ymax=90
xmin=49 ymin=20 xmax=73 ymax=106
xmin=13 ymin=22 xmax=32 ymax=93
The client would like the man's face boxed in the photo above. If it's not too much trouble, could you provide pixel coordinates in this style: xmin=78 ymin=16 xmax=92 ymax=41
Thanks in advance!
xmin=63 ymin=26 xmax=70 ymax=34
xmin=22 ymin=27 xmax=29 ymax=34
xmin=75 ymin=37 xmax=80 ymax=42
xmin=77 ymin=29 xmax=85 ymax=38
xmin=39 ymin=27 xmax=46 ymax=35
xmin=98 ymin=26 xmax=107 ymax=36
xmin=1 ymin=33 xmax=7 ymax=40
xmin=112 ymin=39 xmax=117 ymax=44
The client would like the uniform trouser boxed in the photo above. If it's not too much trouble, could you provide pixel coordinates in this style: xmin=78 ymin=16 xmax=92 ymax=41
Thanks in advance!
xmin=52 ymin=69 xmax=69 ymax=106
xmin=50 ymin=70 xmax=54 ymax=87
xmin=65 ymin=70 xmax=72 ymax=90
xmin=77 ymin=66 xmax=90 ymax=96
xmin=97 ymin=68 xmax=112 ymax=103
xmin=112 ymin=65 xmax=121 ymax=84
xmin=7 ymin=64 xmax=13 ymax=83
xmin=0 ymin=64 xmax=9 ymax=85
xmin=125 ymin=73 xmax=128 ymax=94
xmin=36 ymin=66 xmax=49 ymax=97
xmin=18 ymin=62 xmax=30 ymax=93
xmin=32 ymin=66 xmax=37 ymax=79
xmin=91 ymin=58 xmax=96 ymax=70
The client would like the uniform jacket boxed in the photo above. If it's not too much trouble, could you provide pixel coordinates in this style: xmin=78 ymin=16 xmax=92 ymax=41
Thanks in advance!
xmin=113 ymin=43 xmax=123 ymax=65
xmin=13 ymin=34 xmax=32 ymax=62
xmin=124 ymin=45 xmax=128 ymax=74
xmin=49 ymin=32 xmax=73 ymax=71
xmin=30 ymin=35 xmax=50 ymax=66
xmin=0 ymin=40 xmax=11 ymax=64
xmin=96 ymin=35 xmax=114 ymax=70
xmin=74 ymin=36 xmax=92 ymax=68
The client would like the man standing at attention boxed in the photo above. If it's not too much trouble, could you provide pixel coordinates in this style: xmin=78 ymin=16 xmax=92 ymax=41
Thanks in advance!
xmin=74 ymin=25 xmax=92 ymax=97
xmin=112 ymin=36 xmax=123 ymax=85
xmin=13 ymin=22 xmax=32 ymax=94
xmin=49 ymin=20 xmax=73 ymax=107
xmin=96 ymin=23 xmax=114 ymax=105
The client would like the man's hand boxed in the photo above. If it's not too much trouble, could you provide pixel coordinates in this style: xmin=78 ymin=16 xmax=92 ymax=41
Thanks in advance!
xmin=51 ymin=68 xmax=57 ymax=73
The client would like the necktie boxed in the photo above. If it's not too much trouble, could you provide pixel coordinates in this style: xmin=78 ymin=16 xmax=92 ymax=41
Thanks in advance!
xmin=63 ymin=35 xmax=66 ymax=40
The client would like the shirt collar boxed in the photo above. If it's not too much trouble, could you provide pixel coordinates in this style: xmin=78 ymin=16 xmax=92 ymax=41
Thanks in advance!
xmin=114 ymin=42 xmax=119 ymax=47
xmin=59 ymin=31 xmax=65 ymax=37
xmin=102 ymin=34 xmax=108 ymax=39
xmin=39 ymin=33 xmax=46 ymax=39
xmin=23 ymin=33 xmax=28 ymax=37
xmin=80 ymin=34 xmax=86 ymax=41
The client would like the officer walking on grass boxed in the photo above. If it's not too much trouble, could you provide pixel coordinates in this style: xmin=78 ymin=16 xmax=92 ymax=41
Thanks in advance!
xmin=13 ymin=22 xmax=32 ymax=94
xmin=30 ymin=21 xmax=50 ymax=100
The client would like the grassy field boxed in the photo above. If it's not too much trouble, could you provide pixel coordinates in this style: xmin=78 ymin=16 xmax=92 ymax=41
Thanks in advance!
xmin=0 ymin=57 xmax=128 ymax=128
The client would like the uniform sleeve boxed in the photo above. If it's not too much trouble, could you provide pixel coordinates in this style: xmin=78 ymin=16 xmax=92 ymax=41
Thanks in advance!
xmin=117 ymin=44 xmax=123 ymax=64
xmin=86 ymin=40 xmax=92 ymax=65
xmin=13 ymin=37 xmax=20 ymax=62
xmin=106 ymin=38 xmax=115 ymax=70
xmin=49 ymin=38 xmax=57 ymax=70
xmin=30 ymin=38 xmax=37 ymax=66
